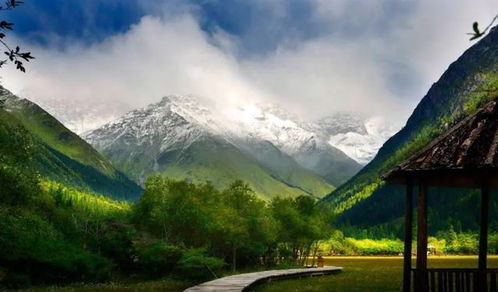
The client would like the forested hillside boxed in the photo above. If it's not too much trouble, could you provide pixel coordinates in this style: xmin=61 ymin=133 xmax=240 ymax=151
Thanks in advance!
xmin=0 ymin=88 xmax=141 ymax=200
xmin=322 ymin=27 xmax=498 ymax=238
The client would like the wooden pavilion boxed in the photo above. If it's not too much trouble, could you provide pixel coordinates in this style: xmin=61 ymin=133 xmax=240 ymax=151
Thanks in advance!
xmin=384 ymin=99 xmax=498 ymax=291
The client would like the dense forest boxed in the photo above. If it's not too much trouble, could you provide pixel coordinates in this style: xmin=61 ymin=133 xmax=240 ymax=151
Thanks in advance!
xmin=0 ymin=107 xmax=333 ymax=288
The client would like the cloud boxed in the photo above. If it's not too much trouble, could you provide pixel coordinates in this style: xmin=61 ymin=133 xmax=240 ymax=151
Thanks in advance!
xmin=1 ymin=0 xmax=496 ymax=133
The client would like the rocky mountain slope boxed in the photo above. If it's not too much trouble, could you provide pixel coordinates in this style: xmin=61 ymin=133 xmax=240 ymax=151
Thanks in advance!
xmin=85 ymin=96 xmax=336 ymax=199
xmin=31 ymin=91 xmax=396 ymax=167
xmin=322 ymin=27 xmax=498 ymax=236
xmin=0 ymin=87 xmax=141 ymax=200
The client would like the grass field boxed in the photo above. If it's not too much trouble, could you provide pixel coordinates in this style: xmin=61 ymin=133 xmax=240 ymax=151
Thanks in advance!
xmin=251 ymin=256 xmax=498 ymax=292
xmin=13 ymin=256 xmax=498 ymax=292
xmin=14 ymin=279 xmax=193 ymax=292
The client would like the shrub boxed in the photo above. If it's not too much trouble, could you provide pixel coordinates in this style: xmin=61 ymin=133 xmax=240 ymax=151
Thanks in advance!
xmin=175 ymin=248 xmax=224 ymax=281
xmin=134 ymin=241 xmax=183 ymax=277
xmin=0 ymin=207 xmax=112 ymax=286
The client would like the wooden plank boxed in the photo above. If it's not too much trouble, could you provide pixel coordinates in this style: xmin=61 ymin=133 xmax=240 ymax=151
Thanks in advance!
xmin=465 ymin=271 xmax=470 ymax=292
xmin=184 ymin=266 xmax=343 ymax=292
xmin=403 ymin=181 xmax=414 ymax=292
xmin=438 ymin=270 xmax=443 ymax=292
xmin=429 ymin=269 xmax=435 ymax=291
xmin=491 ymin=271 xmax=497 ymax=292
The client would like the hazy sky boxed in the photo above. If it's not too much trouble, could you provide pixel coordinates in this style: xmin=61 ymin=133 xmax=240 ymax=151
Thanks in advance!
xmin=1 ymin=0 xmax=497 ymax=129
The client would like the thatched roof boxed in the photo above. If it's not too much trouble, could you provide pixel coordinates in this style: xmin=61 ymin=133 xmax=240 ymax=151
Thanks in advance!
xmin=384 ymin=99 xmax=498 ymax=188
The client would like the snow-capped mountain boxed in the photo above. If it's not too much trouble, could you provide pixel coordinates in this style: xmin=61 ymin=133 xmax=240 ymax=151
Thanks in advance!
xmin=84 ymin=96 xmax=338 ymax=199
xmin=314 ymin=114 xmax=399 ymax=165
xmin=224 ymin=105 xmax=397 ymax=166
xmin=31 ymin=89 xmax=396 ymax=167
xmin=83 ymin=95 xmax=396 ymax=197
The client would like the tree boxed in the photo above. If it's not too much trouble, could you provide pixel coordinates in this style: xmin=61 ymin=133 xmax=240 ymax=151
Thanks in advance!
xmin=220 ymin=180 xmax=271 ymax=271
xmin=0 ymin=1 xmax=34 ymax=72
xmin=271 ymin=195 xmax=332 ymax=266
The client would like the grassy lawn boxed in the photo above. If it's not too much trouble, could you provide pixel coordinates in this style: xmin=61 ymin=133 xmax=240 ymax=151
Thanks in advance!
xmin=251 ymin=256 xmax=498 ymax=292
xmin=12 ymin=256 xmax=498 ymax=292
xmin=14 ymin=279 xmax=193 ymax=292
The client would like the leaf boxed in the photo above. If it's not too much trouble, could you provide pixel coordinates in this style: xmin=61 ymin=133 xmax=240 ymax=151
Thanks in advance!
xmin=0 ymin=21 xmax=14 ymax=30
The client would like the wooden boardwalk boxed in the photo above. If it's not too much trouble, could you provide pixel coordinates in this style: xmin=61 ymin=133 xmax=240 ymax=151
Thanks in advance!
xmin=184 ymin=266 xmax=343 ymax=292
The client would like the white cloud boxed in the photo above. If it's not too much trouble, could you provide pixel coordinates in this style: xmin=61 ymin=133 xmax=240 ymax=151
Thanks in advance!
xmin=1 ymin=0 xmax=496 ymax=133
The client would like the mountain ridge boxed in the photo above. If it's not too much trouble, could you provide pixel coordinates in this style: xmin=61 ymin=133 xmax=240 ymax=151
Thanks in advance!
xmin=0 ymin=87 xmax=142 ymax=200
xmin=322 ymin=26 xmax=498 ymax=236
xmin=84 ymin=95 xmax=352 ymax=199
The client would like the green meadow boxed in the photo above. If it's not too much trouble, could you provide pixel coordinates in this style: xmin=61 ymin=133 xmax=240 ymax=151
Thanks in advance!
xmin=251 ymin=256 xmax=498 ymax=292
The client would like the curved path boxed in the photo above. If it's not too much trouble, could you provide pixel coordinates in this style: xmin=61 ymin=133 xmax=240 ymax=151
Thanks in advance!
xmin=184 ymin=266 xmax=343 ymax=292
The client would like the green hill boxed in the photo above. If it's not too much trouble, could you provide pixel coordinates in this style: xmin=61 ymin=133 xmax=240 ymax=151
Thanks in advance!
xmin=322 ymin=27 xmax=498 ymax=237
xmin=104 ymin=134 xmax=334 ymax=200
xmin=0 ymin=88 xmax=141 ymax=200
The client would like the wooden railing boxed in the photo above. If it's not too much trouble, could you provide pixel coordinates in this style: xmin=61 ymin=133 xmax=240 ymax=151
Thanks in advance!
xmin=412 ymin=268 xmax=498 ymax=291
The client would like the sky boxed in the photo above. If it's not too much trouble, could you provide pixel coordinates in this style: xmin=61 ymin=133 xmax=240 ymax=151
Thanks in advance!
xmin=1 ymin=0 xmax=497 ymax=132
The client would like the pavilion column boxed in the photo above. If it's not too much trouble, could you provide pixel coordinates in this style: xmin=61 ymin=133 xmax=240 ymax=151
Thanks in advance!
xmin=416 ymin=183 xmax=428 ymax=291
xmin=479 ymin=184 xmax=490 ymax=270
xmin=477 ymin=184 xmax=490 ymax=291
xmin=403 ymin=180 xmax=414 ymax=292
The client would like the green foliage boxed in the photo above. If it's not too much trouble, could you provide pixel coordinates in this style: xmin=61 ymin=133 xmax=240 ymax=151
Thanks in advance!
xmin=0 ymin=109 xmax=40 ymax=205
xmin=0 ymin=89 xmax=142 ymax=200
xmin=319 ymin=232 xmax=403 ymax=256
xmin=175 ymin=248 xmax=224 ymax=281
xmin=134 ymin=241 xmax=183 ymax=277
xmin=323 ymin=30 xmax=498 ymax=238
xmin=462 ymin=72 xmax=498 ymax=115
xmin=135 ymin=176 xmax=332 ymax=271
xmin=270 ymin=195 xmax=333 ymax=265
xmin=0 ymin=206 xmax=112 ymax=287
xmin=106 ymin=136 xmax=334 ymax=200
xmin=435 ymin=228 xmax=478 ymax=254
xmin=41 ymin=180 xmax=131 ymax=217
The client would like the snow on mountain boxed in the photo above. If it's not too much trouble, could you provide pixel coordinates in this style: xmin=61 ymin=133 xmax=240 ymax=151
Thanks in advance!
xmin=77 ymin=94 xmax=396 ymax=171
xmin=223 ymin=104 xmax=397 ymax=166
xmin=85 ymin=96 xmax=211 ymax=154
xmin=223 ymin=103 xmax=316 ymax=156
xmin=318 ymin=114 xmax=399 ymax=165
xmin=84 ymin=95 xmax=339 ymax=198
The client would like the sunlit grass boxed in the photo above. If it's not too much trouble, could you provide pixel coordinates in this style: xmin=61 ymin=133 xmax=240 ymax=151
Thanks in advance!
xmin=251 ymin=256 xmax=498 ymax=292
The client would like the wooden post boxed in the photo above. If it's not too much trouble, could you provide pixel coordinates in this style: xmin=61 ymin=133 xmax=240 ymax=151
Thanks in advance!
xmin=479 ymin=184 xmax=490 ymax=270
xmin=416 ymin=183 xmax=428 ymax=291
xmin=478 ymin=184 xmax=490 ymax=291
xmin=403 ymin=180 xmax=414 ymax=292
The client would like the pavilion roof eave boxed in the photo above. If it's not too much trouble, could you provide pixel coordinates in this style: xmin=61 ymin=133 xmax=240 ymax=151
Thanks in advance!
xmin=384 ymin=167 xmax=498 ymax=188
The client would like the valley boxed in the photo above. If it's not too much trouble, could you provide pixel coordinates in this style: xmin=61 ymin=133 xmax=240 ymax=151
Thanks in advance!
xmin=1 ymin=2 xmax=497 ymax=291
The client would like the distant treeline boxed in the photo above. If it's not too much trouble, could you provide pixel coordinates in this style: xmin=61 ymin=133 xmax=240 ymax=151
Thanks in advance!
xmin=319 ymin=229 xmax=498 ymax=256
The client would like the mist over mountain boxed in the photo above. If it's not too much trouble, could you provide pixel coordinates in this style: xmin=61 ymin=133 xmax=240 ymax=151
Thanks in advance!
xmin=322 ymin=26 xmax=498 ymax=237
xmin=83 ymin=95 xmax=397 ymax=198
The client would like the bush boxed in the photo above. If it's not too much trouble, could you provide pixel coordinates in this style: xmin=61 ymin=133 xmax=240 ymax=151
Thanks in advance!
xmin=1 ymin=273 xmax=31 ymax=289
xmin=134 ymin=241 xmax=183 ymax=277
xmin=175 ymin=248 xmax=224 ymax=281
xmin=0 ymin=207 xmax=112 ymax=286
